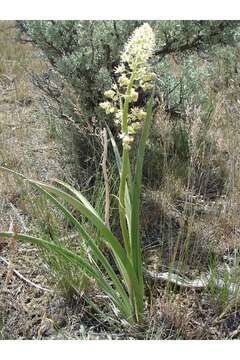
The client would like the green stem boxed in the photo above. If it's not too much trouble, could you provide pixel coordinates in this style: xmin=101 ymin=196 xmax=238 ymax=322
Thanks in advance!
xmin=119 ymin=146 xmax=131 ymax=257
xmin=118 ymin=70 xmax=135 ymax=258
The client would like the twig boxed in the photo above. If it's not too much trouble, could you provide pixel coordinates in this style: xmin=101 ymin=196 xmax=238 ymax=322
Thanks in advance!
xmin=144 ymin=269 xmax=240 ymax=298
xmin=144 ymin=269 xmax=209 ymax=289
xmin=0 ymin=255 xmax=52 ymax=293
xmin=229 ymin=323 xmax=240 ymax=339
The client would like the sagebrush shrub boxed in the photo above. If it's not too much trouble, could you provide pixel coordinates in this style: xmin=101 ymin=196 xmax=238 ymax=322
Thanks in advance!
xmin=18 ymin=20 xmax=240 ymax=126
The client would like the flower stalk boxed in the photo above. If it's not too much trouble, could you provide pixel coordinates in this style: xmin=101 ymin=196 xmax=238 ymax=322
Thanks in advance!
xmin=101 ymin=23 xmax=156 ymax=321
xmin=1 ymin=23 xmax=156 ymax=324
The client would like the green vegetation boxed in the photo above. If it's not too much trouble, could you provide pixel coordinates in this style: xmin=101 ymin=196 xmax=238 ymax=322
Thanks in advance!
xmin=17 ymin=21 xmax=239 ymax=124
xmin=0 ymin=24 xmax=156 ymax=324
xmin=1 ymin=20 xmax=240 ymax=339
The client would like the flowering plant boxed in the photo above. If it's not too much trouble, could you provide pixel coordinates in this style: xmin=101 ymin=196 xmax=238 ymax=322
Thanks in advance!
xmin=0 ymin=23 xmax=155 ymax=324
xmin=100 ymin=23 xmax=155 ymax=283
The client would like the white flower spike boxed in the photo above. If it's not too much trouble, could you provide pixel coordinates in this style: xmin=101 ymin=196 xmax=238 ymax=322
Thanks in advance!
xmin=100 ymin=23 xmax=156 ymax=148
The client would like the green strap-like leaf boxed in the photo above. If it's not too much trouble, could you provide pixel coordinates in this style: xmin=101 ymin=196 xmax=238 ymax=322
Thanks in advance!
xmin=0 ymin=167 xmax=140 ymax=305
xmin=53 ymin=179 xmax=102 ymax=220
xmin=28 ymin=179 xmax=142 ymax=301
xmin=107 ymin=126 xmax=132 ymax=243
xmin=130 ymin=91 xmax=154 ymax=317
xmin=31 ymin=181 xmax=131 ymax=312
xmin=0 ymin=231 xmax=132 ymax=320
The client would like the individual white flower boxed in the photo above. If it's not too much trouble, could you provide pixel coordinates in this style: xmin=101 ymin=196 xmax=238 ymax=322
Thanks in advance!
xmin=130 ymin=107 xmax=146 ymax=121
xmin=128 ymin=122 xmax=142 ymax=134
xmin=129 ymin=88 xmax=138 ymax=102
xmin=122 ymin=134 xmax=134 ymax=148
xmin=114 ymin=110 xmax=123 ymax=126
xmin=141 ymin=82 xmax=154 ymax=91
xmin=99 ymin=101 xmax=116 ymax=114
xmin=104 ymin=89 xmax=116 ymax=99
xmin=118 ymin=74 xmax=130 ymax=87
xmin=112 ymin=83 xmax=118 ymax=91
xmin=115 ymin=110 xmax=123 ymax=120
xmin=142 ymin=72 xmax=156 ymax=82
xmin=114 ymin=64 xmax=126 ymax=74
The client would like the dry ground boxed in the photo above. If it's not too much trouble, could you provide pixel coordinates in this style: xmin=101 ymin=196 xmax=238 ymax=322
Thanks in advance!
xmin=0 ymin=21 xmax=87 ymax=339
xmin=1 ymin=21 xmax=240 ymax=340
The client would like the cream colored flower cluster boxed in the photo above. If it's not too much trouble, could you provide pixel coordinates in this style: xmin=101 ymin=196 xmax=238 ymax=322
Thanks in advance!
xmin=121 ymin=23 xmax=155 ymax=70
xmin=100 ymin=23 xmax=155 ymax=148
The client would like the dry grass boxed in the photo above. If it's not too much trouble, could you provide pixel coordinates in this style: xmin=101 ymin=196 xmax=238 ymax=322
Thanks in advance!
xmin=138 ymin=53 xmax=240 ymax=338
xmin=0 ymin=21 xmax=83 ymax=339
xmin=1 ymin=21 xmax=240 ymax=339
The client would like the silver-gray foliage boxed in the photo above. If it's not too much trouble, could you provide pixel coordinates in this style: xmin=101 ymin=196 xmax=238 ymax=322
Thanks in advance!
xmin=18 ymin=20 xmax=240 ymax=125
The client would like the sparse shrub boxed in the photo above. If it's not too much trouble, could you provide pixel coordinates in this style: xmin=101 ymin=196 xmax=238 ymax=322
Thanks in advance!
xmin=17 ymin=21 xmax=240 ymax=198
xmin=17 ymin=21 xmax=240 ymax=125
xmin=17 ymin=20 xmax=142 ymax=125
